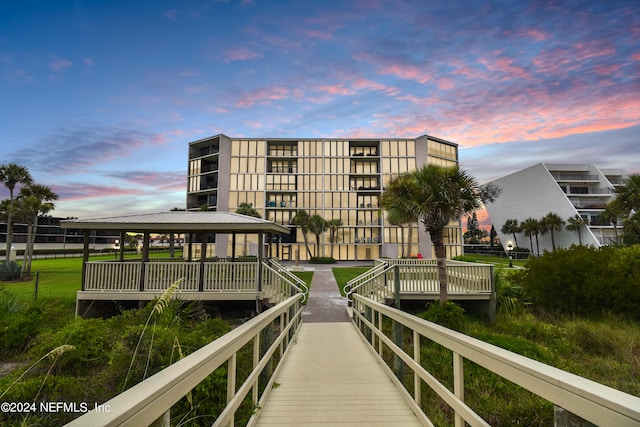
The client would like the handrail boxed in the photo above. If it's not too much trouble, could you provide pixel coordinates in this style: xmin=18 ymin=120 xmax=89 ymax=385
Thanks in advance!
xmin=65 ymin=294 xmax=304 ymax=427
xmin=346 ymin=264 xmax=395 ymax=302
xmin=351 ymin=294 xmax=640 ymax=426
xmin=347 ymin=260 xmax=494 ymax=302
xmin=344 ymin=261 xmax=388 ymax=295
xmin=261 ymin=262 xmax=306 ymax=304
xmin=266 ymin=259 xmax=309 ymax=302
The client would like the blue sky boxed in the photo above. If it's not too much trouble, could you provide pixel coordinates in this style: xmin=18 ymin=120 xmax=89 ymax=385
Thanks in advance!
xmin=1 ymin=0 xmax=638 ymax=223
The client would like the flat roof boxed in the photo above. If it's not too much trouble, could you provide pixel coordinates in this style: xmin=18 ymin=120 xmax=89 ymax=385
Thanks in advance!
xmin=60 ymin=211 xmax=290 ymax=234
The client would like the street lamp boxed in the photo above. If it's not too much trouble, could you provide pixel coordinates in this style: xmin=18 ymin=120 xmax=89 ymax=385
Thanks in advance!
xmin=506 ymin=241 xmax=514 ymax=268
xmin=114 ymin=239 xmax=120 ymax=260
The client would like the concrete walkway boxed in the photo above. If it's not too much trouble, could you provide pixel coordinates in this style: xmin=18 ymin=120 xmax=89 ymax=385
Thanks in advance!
xmin=254 ymin=264 xmax=423 ymax=426
xmin=302 ymin=265 xmax=350 ymax=322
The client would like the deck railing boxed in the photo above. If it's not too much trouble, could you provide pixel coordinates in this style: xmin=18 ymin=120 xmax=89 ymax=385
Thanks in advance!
xmin=266 ymin=259 xmax=309 ymax=302
xmin=66 ymin=294 xmax=304 ymax=427
xmin=84 ymin=260 xmax=261 ymax=293
xmin=347 ymin=260 xmax=493 ymax=301
xmin=261 ymin=263 xmax=306 ymax=305
xmin=351 ymin=294 xmax=640 ymax=427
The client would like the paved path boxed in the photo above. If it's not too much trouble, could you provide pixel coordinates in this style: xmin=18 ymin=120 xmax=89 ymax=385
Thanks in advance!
xmin=302 ymin=265 xmax=350 ymax=322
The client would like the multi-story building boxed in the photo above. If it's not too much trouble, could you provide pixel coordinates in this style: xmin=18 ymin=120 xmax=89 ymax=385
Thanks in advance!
xmin=484 ymin=163 xmax=629 ymax=253
xmin=187 ymin=134 xmax=462 ymax=261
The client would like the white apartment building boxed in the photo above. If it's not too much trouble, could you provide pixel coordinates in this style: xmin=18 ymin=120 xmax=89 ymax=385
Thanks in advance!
xmin=484 ymin=163 xmax=629 ymax=254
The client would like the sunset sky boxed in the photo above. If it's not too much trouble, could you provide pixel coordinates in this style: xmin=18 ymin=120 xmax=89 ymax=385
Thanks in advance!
xmin=1 ymin=0 xmax=638 ymax=228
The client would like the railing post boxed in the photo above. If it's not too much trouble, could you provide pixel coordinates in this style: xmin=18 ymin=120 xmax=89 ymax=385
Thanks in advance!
xmin=391 ymin=265 xmax=405 ymax=380
xmin=393 ymin=265 xmax=401 ymax=308
xmin=453 ymin=352 xmax=464 ymax=427
xmin=226 ymin=353 xmax=236 ymax=427
xmin=414 ymin=330 xmax=421 ymax=405
xmin=252 ymin=335 xmax=260 ymax=409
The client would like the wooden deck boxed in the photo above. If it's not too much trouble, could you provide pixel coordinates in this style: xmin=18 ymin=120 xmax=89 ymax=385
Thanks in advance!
xmin=254 ymin=322 xmax=423 ymax=426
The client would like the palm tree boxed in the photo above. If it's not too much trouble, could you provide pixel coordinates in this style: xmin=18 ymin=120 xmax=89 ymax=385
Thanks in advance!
xmin=235 ymin=202 xmax=261 ymax=256
xmin=500 ymin=219 xmax=520 ymax=248
xmin=565 ymin=214 xmax=585 ymax=245
xmin=520 ymin=217 xmax=540 ymax=256
xmin=380 ymin=173 xmax=418 ymax=258
xmin=385 ymin=207 xmax=408 ymax=257
xmin=17 ymin=184 xmax=58 ymax=277
xmin=308 ymin=214 xmax=328 ymax=257
xmin=613 ymin=173 xmax=640 ymax=215
xmin=327 ymin=218 xmax=343 ymax=259
xmin=291 ymin=210 xmax=313 ymax=259
xmin=541 ymin=212 xmax=564 ymax=251
xmin=384 ymin=164 xmax=486 ymax=303
xmin=600 ymin=202 xmax=623 ymax=244
xmin=0 ymin=163 xmax=33 ymax=258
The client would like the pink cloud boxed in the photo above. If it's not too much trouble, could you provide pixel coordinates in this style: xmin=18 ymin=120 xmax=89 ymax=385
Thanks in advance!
xmin=572 ymin=40 xmax=615 ymax=61
xmin=378 ymin=64 xmax=431 ymax=83
xmin=479 ymin=57 xmax=531 ymax=80
xmin=222 ymin=47 xmax=263 ymax=63
xmin=235 ymin=86 xmax=290 ymax=107
xmin=593 ymin=64 xmax=621 ymax=75
xmin=307 ymin=30 xmax=332 ymax=40
xmin=317 ymin=83 xmax=354 ymax=95
xmin=520 ymin=29 xmax=550 ymax=42
xmin=164 ymin=9 xmax=177 ymax=20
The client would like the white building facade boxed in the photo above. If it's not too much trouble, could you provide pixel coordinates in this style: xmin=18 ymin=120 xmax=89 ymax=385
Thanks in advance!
xmin=484 ymin=163 xmax=629 ymax=254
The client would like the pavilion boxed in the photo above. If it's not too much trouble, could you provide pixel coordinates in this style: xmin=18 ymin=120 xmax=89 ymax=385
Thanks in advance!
xmin=61 ymin=211 xmax=300 ymax=317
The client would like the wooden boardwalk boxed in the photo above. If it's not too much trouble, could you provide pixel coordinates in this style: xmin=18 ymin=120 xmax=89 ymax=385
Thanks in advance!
xmin=254 ymin=322 xmax=423 ymax=426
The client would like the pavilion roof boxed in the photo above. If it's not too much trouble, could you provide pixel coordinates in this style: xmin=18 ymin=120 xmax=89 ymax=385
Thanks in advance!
xmin=60 ymin=211 xmax=290 ymax=234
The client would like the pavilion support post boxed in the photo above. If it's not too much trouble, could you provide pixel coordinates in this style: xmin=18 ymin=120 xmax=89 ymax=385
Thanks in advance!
xmin=187 ymin=233 xmax=193 ymax=261
xmin=119 ymin=230 xmax=126 ymax=261
xmin=81 ymin=230 xmax=90 ymax=291
xmin=257 ymin=232 xmax=264 ymax=292
xmin=232 ymin=233 xmax=237 ymax=261
xmin=139 ymin=232 xmax=150 ymax=292
xmin=199 ymin=234 xmax=206 ymax=292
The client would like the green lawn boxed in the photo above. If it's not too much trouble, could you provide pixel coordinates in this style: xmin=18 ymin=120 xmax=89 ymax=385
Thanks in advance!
xmin=332 ymin=267 xmax=370 ymax=296
xmin=456 ymin=253 xmax=528 ymax=268
xmin=292 ymin=271 xmax=313 ymax=290
xmin=1 ymin=252 xmax=184 ymax=312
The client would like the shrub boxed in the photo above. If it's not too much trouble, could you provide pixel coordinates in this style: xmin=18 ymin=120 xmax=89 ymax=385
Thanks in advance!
xmin=418 ymin=301 xmax=467 ymax=331
xmin=309 ymin=256 xmax=336 ymax=264
xmin=512 ymin=245 xmax=640 ymax=319
xmin=0 ymin=261 xmax=22 ymax=281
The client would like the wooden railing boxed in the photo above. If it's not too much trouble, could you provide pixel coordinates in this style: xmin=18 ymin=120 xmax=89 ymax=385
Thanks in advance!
xmin=347 ymin=260 xmax=494 ymax=301
xmin=84 ymin=262 xmax=141 ymax=291
xmin=84 ymin=261 xmax=261 ymax=293
xmin=202 ymin=261 xmax=258 ymax=292
xmin=66 ymin=295 xmax=304 ymax=427
xmin=261 ymin=263 xmax=306 ymax=305
xmin=344 ymin=261 xmax=390 ymax=295
xmin=351 ymin=294 xmax=640 ymax=427
xmin=266 ymin=259 xmax=309 ymax=302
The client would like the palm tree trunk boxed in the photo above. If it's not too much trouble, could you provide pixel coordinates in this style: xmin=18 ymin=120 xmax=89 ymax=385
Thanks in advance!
xmin=535 ymin=234 xmax=540 ymax=257
xmin=5 ymin=191 xmax=15 ymax=257
xmin=399 ymin=225 xmax=405 ymax=258
xmin=407 ymin=224 xmax=413 ymax=258
xmin=550 ymin=231 xmax=556 ymax=250
xmin=26 ymin=217 xmax=38 ymax=276
xmin=302 ymin=233 xmax=312 ymax=259
xmin=330 ymin=230 xmax=336 ymax=258
xmin=432 ymin=231 xmax=448 ymax=303
xmin=528 ymin=235 xmax=534 ymax=255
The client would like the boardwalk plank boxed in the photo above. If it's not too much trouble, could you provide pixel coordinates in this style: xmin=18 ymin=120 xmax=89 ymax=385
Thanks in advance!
xmin=254 ymin=322 xmax=422 ymax=426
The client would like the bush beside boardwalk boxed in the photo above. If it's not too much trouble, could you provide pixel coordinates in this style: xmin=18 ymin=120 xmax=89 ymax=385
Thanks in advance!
xmin=0 ymin=254 xmax=638 ymax=426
